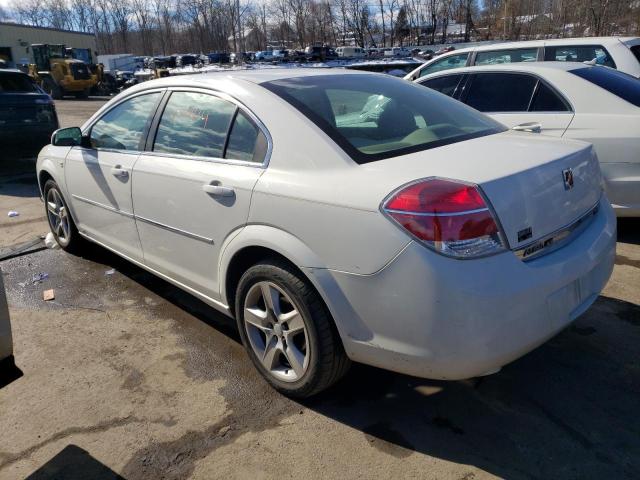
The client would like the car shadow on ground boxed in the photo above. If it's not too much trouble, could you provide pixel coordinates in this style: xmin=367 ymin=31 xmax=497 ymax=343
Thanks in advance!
xmin=0 ymin=355 xmax=23 ymax=389
xmin=74 ymin=243 xmax=640 ymax=480
xmin=25 ymin=444 xmax=124 ymax=480
xmin=0 ymin=173 xmax=41 ymax=199
xmin=617 ymin=218 xmax=640 ymax=245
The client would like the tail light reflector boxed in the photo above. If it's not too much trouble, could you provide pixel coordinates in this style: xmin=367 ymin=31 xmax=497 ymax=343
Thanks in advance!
xmin=382 ymin=178 xmax=506 ymax=258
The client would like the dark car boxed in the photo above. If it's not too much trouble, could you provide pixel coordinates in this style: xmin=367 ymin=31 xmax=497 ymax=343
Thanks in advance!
xmin=304 ymin=46 xmax=338 ymax=61
xmin=208 ymin=52 xmax=230 ymax=64
xmin=177 ymin=54 xmax=199 ymax=67
xmin=0 ymin=69 xmax=59 ymax=155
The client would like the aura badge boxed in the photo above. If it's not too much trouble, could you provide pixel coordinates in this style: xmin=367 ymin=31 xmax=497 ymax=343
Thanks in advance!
xmin=562 ymin=168 xmax=574 ymax=190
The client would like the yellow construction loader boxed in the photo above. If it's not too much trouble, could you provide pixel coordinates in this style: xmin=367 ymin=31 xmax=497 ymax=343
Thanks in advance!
xmin=28 ymin=44 xmax=96 ymax=99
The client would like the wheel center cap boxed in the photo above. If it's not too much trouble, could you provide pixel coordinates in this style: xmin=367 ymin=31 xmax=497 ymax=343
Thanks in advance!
xmin=273 ymin=324 xmax=283 ymax=336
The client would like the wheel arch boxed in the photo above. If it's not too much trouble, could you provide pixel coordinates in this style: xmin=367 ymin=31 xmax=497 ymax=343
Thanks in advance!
xmin=220 ymin=225 xmax=326 ymax=317
xmin=219 ymin=224 xmax=372 ymax=351
xmin=37 ymin=166 xmax=57 ymax=197
xmin=38 ymin=163 xmax=80 ymax=226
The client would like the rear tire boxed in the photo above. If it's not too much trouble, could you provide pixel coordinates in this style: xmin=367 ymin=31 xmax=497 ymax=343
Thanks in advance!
xmin=43 ymin=179 xmax=83 ymax=253
xmin=235 ymin=259 xmax=350 ymax=398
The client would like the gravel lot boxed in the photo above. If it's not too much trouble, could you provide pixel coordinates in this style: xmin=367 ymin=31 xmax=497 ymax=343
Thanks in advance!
xmin=0 ymin=97 xmax=638 ymax=480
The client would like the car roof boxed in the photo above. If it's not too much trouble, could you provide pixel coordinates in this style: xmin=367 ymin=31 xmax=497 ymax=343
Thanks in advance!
xmin=419 ymin=61 xmax=589 ymax=77
xmin=142 ymin=67 xmax=370 ymax=88
xmin=431 ymin=36 xmax=638 ymax=57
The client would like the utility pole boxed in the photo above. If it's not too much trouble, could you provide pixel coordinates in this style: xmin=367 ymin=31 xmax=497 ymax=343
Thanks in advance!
xmin=503 ymin=0 xmax=507 ymax=40
xmin=236 ymin=0 xmax=243 ymax=65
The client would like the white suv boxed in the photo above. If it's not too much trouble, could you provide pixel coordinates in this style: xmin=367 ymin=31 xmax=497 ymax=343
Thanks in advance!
xmin=405 ymin=37 xmax=640 ymax=80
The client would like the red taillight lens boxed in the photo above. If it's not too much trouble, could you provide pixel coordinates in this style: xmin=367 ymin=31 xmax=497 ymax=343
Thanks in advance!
xmin=383 ymin=178 xmax=505 ymax=258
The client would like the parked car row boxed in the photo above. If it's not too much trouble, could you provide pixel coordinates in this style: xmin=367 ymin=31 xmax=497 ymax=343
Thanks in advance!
xmin=409 ymin=36 xmax=640 ymax=217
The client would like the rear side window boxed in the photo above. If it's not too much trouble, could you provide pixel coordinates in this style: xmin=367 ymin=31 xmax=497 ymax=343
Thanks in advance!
xmin=419 ymin=74 xmax=464 ymax=98
xmin=0 ymin=73 xmax=38 ymax=92
xmin=530 ymin=83 xmax=570 ymax=112
xmin=419 ymin=53 xmax=469 ymax=77
xmin=90 ymin=93 xmax=162 ymax=150
xmin=465 ymin=73 xmax=537 ymax=112
xmin=154 ymin=91 xmax=236 ymax=158
xmin=544 ymin=45 xmax=616 ymax=68
xmin=475 ymin=48 xmax=538 ymax=65
xmin=226 ymin=110 xmax=268 ymax=163
xmin=570 ymin=67 xmax=640 ymax=107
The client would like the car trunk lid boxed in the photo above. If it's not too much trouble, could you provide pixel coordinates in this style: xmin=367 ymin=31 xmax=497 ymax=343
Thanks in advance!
xmin=360 ymin=131 xmax=602 ymax=251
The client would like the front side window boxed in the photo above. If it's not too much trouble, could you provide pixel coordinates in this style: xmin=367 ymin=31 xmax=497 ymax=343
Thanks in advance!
xmin=90 ymin=93 xmax=162 ymax=150
xmin=544 ymin=45 xmax=616 ymax=68
xmin=465 ymin=73 xmax=537 ymax=112
xmin=263 ymin=74 xmax=504 ymax=163
xmin=419 ymin=53 xmax=469 ymax=77
xmin=475 ymin=48 xmax=538 ymax=65
xmin=419 ymin=74 xmax=465 ymax=98
xmin=153 ymin=91 xmax=236 ymax=158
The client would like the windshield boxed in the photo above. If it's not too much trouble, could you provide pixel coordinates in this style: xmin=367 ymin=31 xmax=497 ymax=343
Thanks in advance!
xmin=262 ymin=74 xmax=504 ymax=163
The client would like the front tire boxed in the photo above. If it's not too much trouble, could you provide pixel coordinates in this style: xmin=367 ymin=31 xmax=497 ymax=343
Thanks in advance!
xmin=43 ymin=180 xmax=83 ymax=253
xmin=236 ymin=260 xmax=350 ymax=398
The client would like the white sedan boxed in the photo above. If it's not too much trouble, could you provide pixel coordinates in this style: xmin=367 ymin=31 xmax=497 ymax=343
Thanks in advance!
xmin=37 ymin=70 xmax=616 ymax=397
xmin=415 ymin=62 xmax=640 ymax=217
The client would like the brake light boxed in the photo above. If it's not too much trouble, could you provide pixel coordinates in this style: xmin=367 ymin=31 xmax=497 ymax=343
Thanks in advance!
xmin=382 ymin=178 xmax=505 ymax=258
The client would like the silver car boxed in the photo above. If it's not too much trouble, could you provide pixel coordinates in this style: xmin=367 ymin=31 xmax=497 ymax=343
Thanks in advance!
xmin=37 ymin=70 xmax=616 ymax=397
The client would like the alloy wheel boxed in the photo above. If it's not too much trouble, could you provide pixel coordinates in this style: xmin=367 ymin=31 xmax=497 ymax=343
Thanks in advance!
xmin=243 ymin=281 xmax=309 ymax=382
xmin=46 ymin=188 xmax=71 ymax=245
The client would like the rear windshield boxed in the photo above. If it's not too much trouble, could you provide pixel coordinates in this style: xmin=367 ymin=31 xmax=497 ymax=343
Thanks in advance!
xmin=570 ymin=66 xmax=640 ymax=107
xmin=0 ymin=73 xmax=38 ymax=93
xmin=262 ymin=74 xmax=504 ymax=163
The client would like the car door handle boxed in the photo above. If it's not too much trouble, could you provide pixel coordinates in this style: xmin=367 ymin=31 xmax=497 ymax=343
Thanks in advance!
xmin=111 ymin=166 xmax=129 ymax=179
xmin=202 ymin=183 xmax=234 ymax=197
xmin=512 ymin=122 xmax=542 ymax=133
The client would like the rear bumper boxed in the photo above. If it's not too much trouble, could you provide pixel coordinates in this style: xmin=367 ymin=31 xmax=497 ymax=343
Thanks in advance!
xmin=0 ymin=125 xmax=55 ymax=150
xmin=60 ymin=77 xmax=94 ymax=92
xmin=320 ymin=196 xmax=616 ymax=379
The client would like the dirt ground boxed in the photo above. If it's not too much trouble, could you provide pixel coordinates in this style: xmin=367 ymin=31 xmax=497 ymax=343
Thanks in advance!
xmin=0 ymin=98 xmax=638 ymax=480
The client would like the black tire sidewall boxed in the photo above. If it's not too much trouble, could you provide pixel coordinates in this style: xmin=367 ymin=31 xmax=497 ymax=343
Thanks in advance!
xmin=235 ymin=263 xmax=324 ymax=395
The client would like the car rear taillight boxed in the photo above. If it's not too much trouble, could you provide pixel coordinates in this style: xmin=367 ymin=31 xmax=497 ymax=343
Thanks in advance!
xmin=382 ymin=178 xmax=506 ymax=258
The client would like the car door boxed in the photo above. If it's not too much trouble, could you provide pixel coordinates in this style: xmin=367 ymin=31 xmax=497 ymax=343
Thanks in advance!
xmin=65 ymin=90 xmax=164 ymax=261
xmin=132 ymin=89 xmax=269 ymax=301
xmin=460 ymin=72 xmax=574 ymax=136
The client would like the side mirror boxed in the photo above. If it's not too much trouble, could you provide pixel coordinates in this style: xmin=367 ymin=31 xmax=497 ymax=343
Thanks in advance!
xmin=51 ymin=127 xmax=90 ymax=147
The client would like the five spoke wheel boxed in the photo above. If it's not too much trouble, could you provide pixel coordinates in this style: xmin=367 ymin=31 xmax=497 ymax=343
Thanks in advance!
xmin=46 ymin=187 xmax=70 ymax=246
xmin=243 ymin=281 xmax=309 ymax=382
